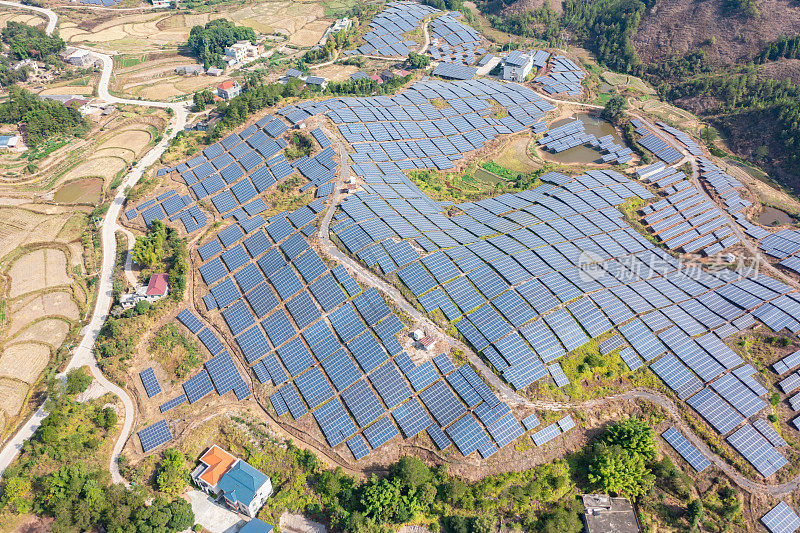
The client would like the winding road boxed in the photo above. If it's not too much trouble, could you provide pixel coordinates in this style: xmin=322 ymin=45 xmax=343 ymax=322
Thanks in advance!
xmin=0 ymin=10 xmax=190 ymax=480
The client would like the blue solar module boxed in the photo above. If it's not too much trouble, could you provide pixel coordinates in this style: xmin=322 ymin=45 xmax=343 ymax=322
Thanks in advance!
xmin=262 ymin=309 xmax=297 ymax=348
xmin=320 ymin=348 xmax=362 ymax=391
xmin=686 ymin=388 xmax=744 ymax=435
xmin=139 ymin=367 xmax=161 ymax=398
xmin=341 ymin=378 xmax=386 ymax=428
xmin=252 ymin=360 xmax=271 ymax=383
xmin=159 ymin=394 xmax=187 ymax=413
xmin=285 ymin=290 xmax=322 ymax=329
xmin=363 ymin=416 xmax=399 ymax=449
xmin=197 ymin=328 xmax=225 ymax=356
xmin=270 ymin=390 xmax=289 ymax=416
xmin=279 ymin=382 xmax=308 ymax=419
xmin=138 ymin=419 xmax=172 ymax=453
xmin=222 ymin=299 xmax=256 ymax=336
xmin=347 ymin=434 xmax=371 ymax=460
xmin=257 ymin=248 xmax=287 ymax=278
xmin=294 ymin=366 xmax=335 ymax=409
xmin=433 ymin=353 xmax=456 ymax=375
xmin=309 ymin=273 xmax=347 ymax=312
xmin=521 ymin=413 xmax=540 ymax=431
xmin=276 ymin=337 xmax=315 ymax=377
xmin=427 ymin=424 xmax=451 ymax=450
xmin=205 ymin=350 xmax=251 ymax=400
xmin=313 ymin=397 xmax=357 ymax=446
xmin=369 ymin=362 xmax=412 ymax=408
xmin=347 ymin=330 xmax=389 ymax=373
xmin=329 ymin=302 xmax=367 ymax=342
xmin=446 ymin=413 xmax=497 ymax=458
xmin=397 ymin=261 xmax=437 ymax=296
xmin=246 ymin=283 xmax=279 ymax=318
xmin=486 ymin=414 xmax=525 ymax=448
xmin=406 ymin=361 xmax=440 ymax=392
xmin=419 ymin=380 xmax=466 ymax=427
xmin=199 ymin=257 xmax=227 ymax=286
xmin=183 ymin=370 xmax=214 ymax=404
xmin=235 ymin=326 xmax=270 ymax=364
xmin=531 ymin=423 xmax=561 ymax=446
xmin=262 ymin=352 xmax=288 ymax=385
xmin=269 ymin=265 xmax=304 ymax=300
xmin=447 ymin=371 xmax=481 ymax=408
xmin=761 ymin=502 xmax=800 ymax=533
xmin=661 ymin=427 xmax=711 ymax=473
xmin=392 ymin=397 xmax=434 ymax=437
xmin=293 ymin=249 xmax=328 ymax=283
xmin=333 ymin=265 xmax=361 ymax=296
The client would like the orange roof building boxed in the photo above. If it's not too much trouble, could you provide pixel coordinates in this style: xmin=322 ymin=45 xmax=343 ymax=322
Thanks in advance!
xmin=193 ymin=445 xmax=238 ymax=491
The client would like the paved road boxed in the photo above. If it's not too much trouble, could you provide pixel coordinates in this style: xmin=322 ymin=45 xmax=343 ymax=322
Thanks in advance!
xmin=116 ymin=226 xmax=139 ymax=290
xmin=0 ymin=49 xmax=189 ymax=483
xmin=0 ymin=0 xmax=57 ymax=35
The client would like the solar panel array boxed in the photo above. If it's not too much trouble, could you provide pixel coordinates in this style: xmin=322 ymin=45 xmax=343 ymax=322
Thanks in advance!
xmin=630 ymin=119 xmax=682 ymax=164
xmin=138 ymin=419 xmax=172 ymax=452
xmin=661 ymin=427 xmax=710 ymax=472
xmin=637 ymin=162 xmax=740 ymax=256
xmin=761 ymin=502 xmax=800 ymax=533
xmin=344 ymin=1 xmax=438 ymax=57
xmin=428 ymin=12 xmax=484 ymax=65
xmin=139 ymin=367 xmax=161 ymax=398
xmin=535 ymin=55 xmax=585 ymax=96
xmin=137 ymin=73 xmax=797 ymax=473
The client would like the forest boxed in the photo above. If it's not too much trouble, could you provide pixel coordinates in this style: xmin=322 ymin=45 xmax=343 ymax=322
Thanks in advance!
xmin=0 ymin=87 xmax=87 ymax=146
xmin=187 ymin=19 xmax=256 ymax=68
xmin=1 ymin=21 xmax=65 ymax=61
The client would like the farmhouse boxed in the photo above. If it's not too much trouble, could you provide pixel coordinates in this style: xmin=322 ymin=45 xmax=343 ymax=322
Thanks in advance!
xmin=0 ymin=136 xmax=20 ymax=150
xmin=582 ymin=494 xmax=640 ymax=533
xmin=192 ymin=445 xmax=273 ymax=518
xmin=502 ymin=49 xmax=549 ymax=82
xmin=238 ymin=519 xmax=274 ymax=533
xmin=176 ymin=64 xmax=204 ymax=76
xmin=119 ymin=273 xmax=169 ymax=309
xmin=218 ymin=80 xmax=242 ymax=100
xmin=224 ymin=41 xmax=258 ymax=66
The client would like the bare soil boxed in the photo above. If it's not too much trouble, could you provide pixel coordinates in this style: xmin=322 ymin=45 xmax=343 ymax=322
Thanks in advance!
xmin=0 ymin=343 xmax=51 ymax=385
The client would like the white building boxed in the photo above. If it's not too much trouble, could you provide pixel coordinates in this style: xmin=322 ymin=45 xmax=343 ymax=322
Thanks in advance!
xmin=192 ymin=445 xmax=273 ymax=518
xmin=224 ymin=41 xmax=258 ymax=66
xmin=119 ymin=273 xmax=169 ymax=309
xmin=502 ymin=49 xmax=550 ymax=81
xmin=151 ymin=0 xmax=172 ymax=7
xmin=61 ymin=48 xmax=95 ymax=67
xmin=217 ymin=80 xmax=242 ymax=100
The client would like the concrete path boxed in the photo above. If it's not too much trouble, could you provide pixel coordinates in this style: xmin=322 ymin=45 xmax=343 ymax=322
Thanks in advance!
xmin=117 ymin=225 xmax=139 ymax=287
xmin=0 ymin=49 xmax=190 ymax=483
xmin=187 ymin=490 xmax=245 ymax=533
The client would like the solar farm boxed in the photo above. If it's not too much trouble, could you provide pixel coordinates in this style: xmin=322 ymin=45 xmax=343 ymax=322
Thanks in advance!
xmin=106 ymin=8 xmax=800 ymax=517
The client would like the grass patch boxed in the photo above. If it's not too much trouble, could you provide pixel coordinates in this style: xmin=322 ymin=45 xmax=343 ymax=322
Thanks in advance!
xmin=148 ymin=323 xmax=202 ymax=380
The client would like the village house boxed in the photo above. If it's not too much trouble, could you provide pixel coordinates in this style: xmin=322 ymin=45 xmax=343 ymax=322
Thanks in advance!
xmin=192 ymin=445 xmax=273 ymax=518
xmin=119 ymin=273 xmax=169 ymax=309
xmin=217 ymin=80 xmax=242 ymax=100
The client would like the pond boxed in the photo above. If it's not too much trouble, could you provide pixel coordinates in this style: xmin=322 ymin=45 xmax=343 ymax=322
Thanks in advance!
xmin=54 ymin=178 xmax=103 ymax=204
xmin=758 ymin=206 xmax=794 ymax=227
xmin=538 ymin=112 xmax=627 ymax=165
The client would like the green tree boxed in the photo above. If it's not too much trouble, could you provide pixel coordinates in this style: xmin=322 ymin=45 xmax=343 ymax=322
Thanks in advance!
xmin=133 ymin=219 xmax=167 ymax=268
xmin=391 ymin=456 xmax=433 ymax=491
xmin=1 ymin=21 xmax=65 ymax=60
xmin=587 ymin=443 xmax=655 ymax=499
xmin=536 ymin=500 xmax=583 ymax=533
xmin=406 ymin=52 xmax=431 ymax=70
xmin=187 ymin=19 xmax=256 ymax=68
xmin=601 ymin=93 xmax=627 ymax=124
xmin=687 ymin=498 xmax=703 ymax=529
xmin=361 ymin=476 xmax=401 ymax=522
xmin=601 ymin=416 xmax=656 ymax=462
xmin=472 ymin=514 xmax=497 ymax=533
xmin=65 ymin=367 xmax=92 ymax=395
xmin=156 ymin=449 xmax=190 ymax=496
xmin=0 ymin=475 xmax=32 ymax=514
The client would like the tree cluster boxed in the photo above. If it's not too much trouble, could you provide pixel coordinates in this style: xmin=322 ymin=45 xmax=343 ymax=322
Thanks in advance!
xmin=131 ymin=219 xmax=187 ymax=300
xmin=1 ymin=21 xmax=65 ymax=61
xmin=406 ymin=52 xmax=431 ymax=70
xmin=587 ymin=416 xmax=656 ymax=500
xmin=755 ymin=35 xmax=800 ymax=64
xmin=325 ymin=73 xmax=412 ymax=97
xmin=0 ymin=87 xmax=88 ymax=146
xmin=187 ymin=19 xmax=256 ymax=68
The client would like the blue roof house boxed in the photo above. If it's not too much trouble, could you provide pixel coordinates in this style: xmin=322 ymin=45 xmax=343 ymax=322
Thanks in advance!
xmin=217 ymin=459 xmax=273 ymax=517
xmin=239 ymin=518 xmax=274 ymax=533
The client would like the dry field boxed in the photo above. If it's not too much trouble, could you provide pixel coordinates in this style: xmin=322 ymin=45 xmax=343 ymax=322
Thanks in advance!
xmin=0 ymin=10 xmax=45 ymax=30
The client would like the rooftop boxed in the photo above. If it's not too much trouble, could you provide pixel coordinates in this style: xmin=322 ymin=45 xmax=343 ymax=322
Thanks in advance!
xmin=238 ymin=518 xmax=274 ymax=533
xmin=582 ymin=495 xmax=640 ymax=533
xmin=198 ymin=445 xmax=238 ymax=487
xmin=218 ymin=459 xmax=269 ymax=507
xmin=219 ymin=80 xmax=239 ymax=90
xmin=146 ymin=273 xmax=169 ymax=296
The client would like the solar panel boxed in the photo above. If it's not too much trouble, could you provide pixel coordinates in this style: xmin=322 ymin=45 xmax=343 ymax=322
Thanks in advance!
xmin=531 ymin=422 xmax=560 ymax=446
xmin=183 ymin=370 xmax=214 ymax=404
xmin=138 ymin=419 xmax=172 ymax=453
xmin=280 ymin=382 xmax=308 ymax=419
xmin=294 ymin=366 xmax=335 ymax=409
xmin=369 ymin=362 xmax=412 ymax=408
xmin=761 ymin=502 xmax=800 ymax=533
xmin=363 ymin=416 xmax=399 ymax=449
xmin=661 ymin=427 xmax=711 ymax=472
xmin=419 ymin=380 xmax=466 ymax=427
xmin=686 ymin=388 xmax=744 ymax=435
xmin=139 ymin=367 xmax=161 ymax=398
xmin=521 ymin=413 xmax=540 ymax=431
xmin=341 ymin=379 xmax=385 ymax=428
xmin=347 ymin=434 xmax=371 ymax=460
xmin=727 ymin=423 xmax=788 ymax=478
xmin=159 ymin=394 xmax=187 ymax=413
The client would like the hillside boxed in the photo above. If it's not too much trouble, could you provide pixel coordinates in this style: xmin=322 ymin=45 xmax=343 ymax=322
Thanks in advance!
xmin=633 ymin=0 xmax=800 ymax=66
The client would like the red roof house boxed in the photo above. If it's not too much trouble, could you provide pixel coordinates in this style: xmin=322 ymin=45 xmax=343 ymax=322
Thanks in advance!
xmin=146 ymin=273 xmax=169 ymax=297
